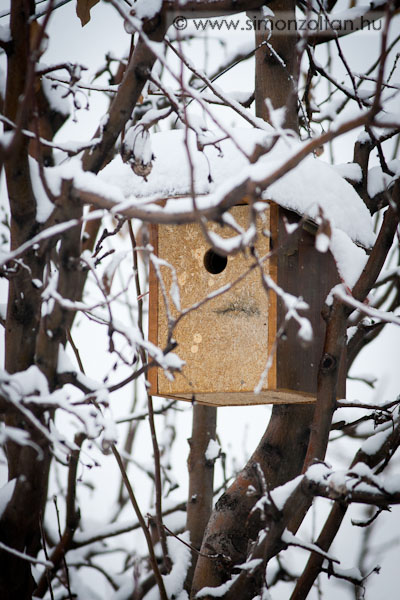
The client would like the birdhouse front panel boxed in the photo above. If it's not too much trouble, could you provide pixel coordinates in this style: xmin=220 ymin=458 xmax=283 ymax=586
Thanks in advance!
xmin=149 ymin=204 xmax=319 ymax=406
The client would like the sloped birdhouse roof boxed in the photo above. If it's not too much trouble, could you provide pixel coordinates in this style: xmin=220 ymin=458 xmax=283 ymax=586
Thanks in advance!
xmin=99 ymin=127 xmax=375 ymax=286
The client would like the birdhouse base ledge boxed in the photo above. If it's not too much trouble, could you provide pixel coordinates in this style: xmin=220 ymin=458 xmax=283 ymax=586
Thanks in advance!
xmin=151 ymin=389 xmax=316 ymax=407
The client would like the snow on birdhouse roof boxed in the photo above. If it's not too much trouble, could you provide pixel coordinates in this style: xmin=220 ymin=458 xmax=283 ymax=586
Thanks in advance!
xmin=100 ymin=128 xmax=375 ymax=250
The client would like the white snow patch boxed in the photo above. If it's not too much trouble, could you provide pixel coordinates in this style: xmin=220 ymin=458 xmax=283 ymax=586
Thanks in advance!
xmin=57 ymin=345 xmax=77 ymax=374
xmin=208 ymin=223 xmax=257 ymax=254
xmin=49 ymin=157 xmax=126 ymax=205
xmin=133 ymin=0 xmax=162 ymax=20
xmin=236 ymin=558 xmax=263 ymax=572
xmin=68 ymin=570 xmax=103 ymax=600
xmin=329 ymin=229 xmax=368 ymax=288
xmin=42 ymin=77 xmax=70 ymax=117
xmin=205 ymin=439 xmax=220 ymax=461
xmin=368 ymin=160 xmax=400 ymax=197
xmin=361 ymin=427 xmax=392 ymax=455
xmin=357 ymin=130 xmax=371 ymax=144
xmin=262 ymin=155 xmax=374 ymax=248
xmin=196 ymin=574 xmax=239 ymax=598
xmin=0 ymin=365 xmax=49 ymax=398
xmin=282 ymin=529 xmax=339 ymax=563
xmin=110 ymin=579 xmax=135 ymax=600
xmin=143 ymin=531 xmax=191 ymax=600
xmin=30 ymin=157 xmax=55 ymax=223
xmin=0 ymin=303 xmax=6 ymax=321
xmin=306 ymin=462 xmax=331 ymax=484
xmin=102 ymin=251 xmax=128 ymax=291
xmin=315 ymin=230 xmax=330 ymax=253
xmin=0 ymin=479 xmax=16 ymax=520
xmin=0 ymin=424 xmax=40 ymax=453
xmin=350 ymin=462 xmax=375 ymax=479
xmin=332 ymin=162 xmax=362 ymax=183
xmin=270 ymin=475 xmax=303 ymax=510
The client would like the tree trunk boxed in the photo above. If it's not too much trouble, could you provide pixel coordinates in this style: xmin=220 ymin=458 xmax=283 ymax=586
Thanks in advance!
xmin=185 ymin=404 xmax=217 ymax=590
xmin=191 ymin=404 xmax=313 ymax=596
xmin=191 ymin=2 xmax=316 ymax=596
xmin=253 ymin=0 xmax=300 ymax=131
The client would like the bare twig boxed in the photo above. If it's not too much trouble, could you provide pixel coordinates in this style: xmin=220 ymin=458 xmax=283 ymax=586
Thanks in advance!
xmin=111 ymin=444 xmax=168 ymax=600
xmin=35 ymin=433 xmax=85 ymax=597
xmin=147 ymin=394 xmax=172 ymax=572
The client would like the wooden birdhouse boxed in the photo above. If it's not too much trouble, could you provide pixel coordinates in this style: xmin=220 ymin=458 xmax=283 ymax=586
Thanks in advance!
xmin=106 ymin=127 xmax=373 ymax=407
xmin=148 ymin=201 xmax=344 ymax=406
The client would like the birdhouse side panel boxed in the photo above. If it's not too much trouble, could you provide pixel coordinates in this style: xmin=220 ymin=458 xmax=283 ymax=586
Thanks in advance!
xmin=276 ymin=208 xmax=343 ymax=395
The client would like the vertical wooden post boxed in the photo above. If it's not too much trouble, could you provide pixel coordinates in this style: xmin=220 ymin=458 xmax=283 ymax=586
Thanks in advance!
xmin=185 ymin=404 xmax=217 ymax=591
xmin=254 ymin=0 xmax=300 ymax=131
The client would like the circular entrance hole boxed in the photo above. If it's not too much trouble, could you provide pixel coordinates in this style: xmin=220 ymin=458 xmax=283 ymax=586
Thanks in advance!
xmin=203 ymin=248 xmax=228 ymax=274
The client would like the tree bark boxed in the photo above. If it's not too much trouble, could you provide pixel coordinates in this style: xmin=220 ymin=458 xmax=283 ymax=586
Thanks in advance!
xmin=185 ymin=404 xmax=217 ymax=590
xmin=191 ymin=404 xmax=313 ymax=597
xmin=0 ymin=1 xmax=50 ymax=596
xmin=253 ymin=0 xmax=299 ymax=132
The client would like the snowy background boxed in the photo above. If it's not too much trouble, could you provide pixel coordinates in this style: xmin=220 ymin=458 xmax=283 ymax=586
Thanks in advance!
xmin=0 ymin=0 xmax=399 ymax=598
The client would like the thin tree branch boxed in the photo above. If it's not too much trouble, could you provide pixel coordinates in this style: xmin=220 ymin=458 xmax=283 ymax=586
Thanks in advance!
xmin=35 ymin=433 xmax=85 ymax=597
xmin=147 ymin=394 xmax=172 ymax=572
xmin=111 ymin=444 xmax=168 ymax=600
